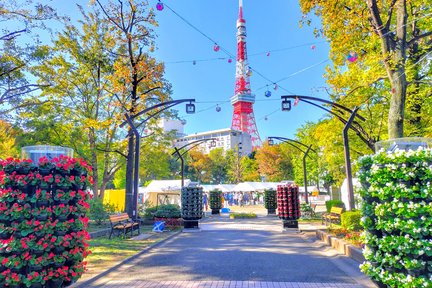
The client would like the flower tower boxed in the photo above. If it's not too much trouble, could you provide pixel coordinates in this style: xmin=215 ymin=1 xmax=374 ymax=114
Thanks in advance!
xmin=231 ymin=0 xmax=261 ymax=149
xmin=0 ymin=156 xmax=92 ymax=287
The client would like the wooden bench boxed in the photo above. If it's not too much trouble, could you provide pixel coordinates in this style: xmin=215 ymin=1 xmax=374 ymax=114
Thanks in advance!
xmin=109 ymin=213 xmax=140 ymax=239
xmin=322 ymin=206 xmax=343 ymax=226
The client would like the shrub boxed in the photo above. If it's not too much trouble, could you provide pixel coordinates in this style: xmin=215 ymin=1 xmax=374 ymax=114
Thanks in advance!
xmin=300 ymin=203 xmax=316 ymax=219
xmin=209 ymin=189 xmax=222 ymax=210
xmin=89 ymin=198 xmax=115 ymax=225
xmin=229 ymin=213 xmax=257 ymax=219
xmin=153 ymin=204 xmax=181 ymax=219
xmin=140 ymin=206 xmax=158 ymax=220
xmin=341 ymin=210 xmax=362 ymax=231
xmin=325 ymin=200 xmax=345 ymax=212
xmin=264 ymin=189 xmax=277 ymax=210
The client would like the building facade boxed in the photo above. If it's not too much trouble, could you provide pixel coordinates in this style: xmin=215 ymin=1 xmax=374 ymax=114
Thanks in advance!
xmin=174 ymin=128 xmax=252 ymax=156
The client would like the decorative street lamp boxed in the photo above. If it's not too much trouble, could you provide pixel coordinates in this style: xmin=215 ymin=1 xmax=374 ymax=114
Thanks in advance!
xmin=268 ymin=136 xmax=317 ymax=204
xmin=119 ymin=98 xmax=196 ymax=219
xmin=281 ymin=98 xmax=291 ymax=111
xmin=280 ymin=95 xmax=371 ymax=210
xmin=172 ymin=138 xmax=217 ymax=187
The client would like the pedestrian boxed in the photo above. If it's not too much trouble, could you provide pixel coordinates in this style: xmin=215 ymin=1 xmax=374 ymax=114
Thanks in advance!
xmin=203 ymin=193 xmax=208 ymax=211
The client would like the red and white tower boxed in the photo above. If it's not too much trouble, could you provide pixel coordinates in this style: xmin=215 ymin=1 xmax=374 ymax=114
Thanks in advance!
xmin=231 ymin=0 xmax=261 ymax=148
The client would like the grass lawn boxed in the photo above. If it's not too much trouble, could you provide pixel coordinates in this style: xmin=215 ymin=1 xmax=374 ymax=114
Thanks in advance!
xmin=78 ymin=227 xmax=178 ymax=282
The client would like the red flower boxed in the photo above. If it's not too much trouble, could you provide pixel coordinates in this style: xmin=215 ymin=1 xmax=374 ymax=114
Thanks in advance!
xmin=1 ymin=257 xmax=8 ymax=265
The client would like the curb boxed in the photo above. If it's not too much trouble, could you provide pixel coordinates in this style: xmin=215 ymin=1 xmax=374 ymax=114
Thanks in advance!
xmin=316 ymin=230 xmax=365 ymax=263
xmin=71 ymin=230 xmax=182 ymax=288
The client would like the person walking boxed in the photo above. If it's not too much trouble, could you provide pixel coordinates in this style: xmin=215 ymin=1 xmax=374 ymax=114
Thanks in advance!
xmin=203 ymin=193 xmax=208 ymax=211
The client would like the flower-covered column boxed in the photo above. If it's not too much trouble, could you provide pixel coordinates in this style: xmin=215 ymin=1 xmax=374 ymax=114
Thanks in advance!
xmin=277 ymin=184 xmax=300 ymax=228
xmin=0 ymin=156 xmax=92 ymax=288
xmin=358 ymin=148 xmax=432 ymax=287
xmin=181 ymin=187 xmax=203 ymax=229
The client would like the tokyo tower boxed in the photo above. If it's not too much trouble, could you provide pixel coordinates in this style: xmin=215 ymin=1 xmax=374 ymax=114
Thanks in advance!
xmin=231 ymin=0 xmax=261 ymax=148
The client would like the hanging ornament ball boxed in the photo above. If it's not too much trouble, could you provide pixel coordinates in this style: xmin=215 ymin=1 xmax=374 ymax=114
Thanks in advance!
xmin=216 ymin=105 xmax=221 ymax=112
xmin=192 ymin=60 xmax=196 ymax=65
xmin=311 ymin=45 xmax=316 ymax=50
xmin=264 ymin=116 xmax=268 ymax=121
xmin=265 ymin=90 xmax=272 ymax=98
xmin=213 ymin=44 xmax=220 ymax=52
xmin=181 ymin=119 xmax=187 ymax=125
xmin=228 ymin=58 xmax=232 ymax=63
xmin=347 ymin=51 xmax=358 ymax=62
xmin=156 ymin=1 xmax=164 ymax=11
xmin=247 ymin=67 xmax=253 ymax=76
xmin=266 ymin=52 xmax=270 ymax=57
xmin=273 ymin=84 xmax=278 ymax=91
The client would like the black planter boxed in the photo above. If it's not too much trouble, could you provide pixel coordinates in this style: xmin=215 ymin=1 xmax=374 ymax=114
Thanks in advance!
xmin=47 ymin=279 xmax=63 ymax=288
xmin=56 ymin=215 xmax=68 ymax=221
xmin=36 ymin=214 xmax=48 ymax=221
xmin=36 ymin=200 xmax=49 ymax=208
xmin=211 ymin=209 xmax=220 ymax=215
xmin=54 ymin=199 xmax=69 ymax=205
xmin=29 ymin=264 xmax=43 ymax=272
xmin=53 ymin=246 xmax=65 ymax=253
xmin=183 ymin=220 xmax=199 ymax=229
xmin=31 ymin=249 xmax=45 ymax=256
xmin=267 ymin=208 xmax=276 ymax=215
xmin=0 ymin=231 xmax=11 ymax=239
xmin=38 ymin=168 xmax=52 ymax=176
xmin=55 ymin=230 xmax=67 ymax=236
xmin=283 ymin=220 xmax=298 ymax=229
xmin=53 ymin=261 xmax=65 ymax=268
xmin=29 ymin=283 xmax=43 ymax=288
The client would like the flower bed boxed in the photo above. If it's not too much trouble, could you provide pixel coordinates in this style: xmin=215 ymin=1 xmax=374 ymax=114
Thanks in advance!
xmin=277 ymin=184 xmax=300 ymax=220
xmin=0 ymin=156 xmax=92 ymax=287
xmin=358 ymin=148 xmax=432 ymax=287
xmin=229 ymin=213 xmax=257 ymax=219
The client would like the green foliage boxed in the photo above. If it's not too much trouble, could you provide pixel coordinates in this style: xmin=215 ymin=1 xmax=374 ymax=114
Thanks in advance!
xmin=341 ymin=211 xmax=362 ymax=231
xmin=300 ymin=203 xmax=316 ymax=219
xmin=141 ymin=205 xmax=158 ymax=220
xmin=89 ymin=198 xmax=116 ymax=225
xmin=153 ymin=204 xmax=181 ymax=219
xmin=264 ymin=189 xmax=277 ymax=210
xmin=230 ymin=213 xmax=257 ymax=219
xmin=209 ymin=189 xmax=222 ymax=210
xmin=325 ymin=200 xmax=345 ymax=212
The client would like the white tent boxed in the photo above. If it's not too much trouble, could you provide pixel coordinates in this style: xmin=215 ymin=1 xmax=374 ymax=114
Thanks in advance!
xmin=201 ymin=184 xmax=219 ymax=192
xmin=232 ymin=182 xmax=266 ymax=192
xmin=139 ymin=179 xmax=191 ymax=206
xmin=216 ymin=184 xmax=236 ymax=193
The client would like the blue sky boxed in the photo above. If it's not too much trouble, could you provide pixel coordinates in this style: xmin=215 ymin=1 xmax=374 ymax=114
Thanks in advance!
xmin=152 ymin=0 xmax=331 ymax=140
xmin=52 ymin=1 xmax=331 ymax=140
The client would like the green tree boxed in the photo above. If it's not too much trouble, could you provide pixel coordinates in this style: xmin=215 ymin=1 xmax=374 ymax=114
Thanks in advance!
xmin=299 ymin=0 xmax=432 ymax=139
xmin=94 ymin=0 xmax=172 ymax=211
xmin=0 ymin=1 xmax=58 ymax=108
xmin=208 ymin=148 xmax=228 ymax=184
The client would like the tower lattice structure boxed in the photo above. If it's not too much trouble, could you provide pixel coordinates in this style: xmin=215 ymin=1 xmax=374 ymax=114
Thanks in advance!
xmin=231 ymin=0 xmax=261 ymax=148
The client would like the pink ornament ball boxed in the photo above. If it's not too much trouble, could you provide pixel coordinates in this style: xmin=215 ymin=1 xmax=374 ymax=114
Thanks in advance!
xmin=347 ymin=52 xmax=358 ymax=62
xmin=311 ymin=45 xmax=316 ymax=50
xmin=156 ymin=2 xmax=164 ymax=11
xmin=266 ymin=52 xmax=270 ymax=56
xmin=228 ymin=58 xmax=233 ymax=63
xmin=214 ymin=44 xmax=220 ymax=52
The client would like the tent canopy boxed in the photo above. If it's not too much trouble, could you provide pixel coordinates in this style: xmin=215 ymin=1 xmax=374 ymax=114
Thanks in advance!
xmin=141 ymin=179 xmax=191 ymax=193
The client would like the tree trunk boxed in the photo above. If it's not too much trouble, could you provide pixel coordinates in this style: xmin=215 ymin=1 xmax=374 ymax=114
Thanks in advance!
xmin=125 ymin=130 xmax=134 ymax=216
xmin=88 ymin=128 xmax=99 ymax=198
xmin=388 ymin=0 xmax=408 ymax=139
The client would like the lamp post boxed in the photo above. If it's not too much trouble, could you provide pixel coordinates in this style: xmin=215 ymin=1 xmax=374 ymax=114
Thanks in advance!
xmin=280 ymin=95 xmax=369 ymax=210
xmin=119 ymin=98 xmax=196 ymax=219
xmin=268 ymin=137 xmax=317 ymax=204
xmin=172 ymin=138 xmax=217 ymax=187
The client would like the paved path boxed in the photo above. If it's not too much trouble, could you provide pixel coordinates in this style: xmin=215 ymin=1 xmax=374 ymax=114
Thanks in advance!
xmin=76 ymin=216 xmax=375 ymax=288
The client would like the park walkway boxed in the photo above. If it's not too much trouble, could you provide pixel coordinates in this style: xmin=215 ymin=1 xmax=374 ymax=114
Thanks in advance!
xmin=75 ymin=216 xmax=376 ymax=288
